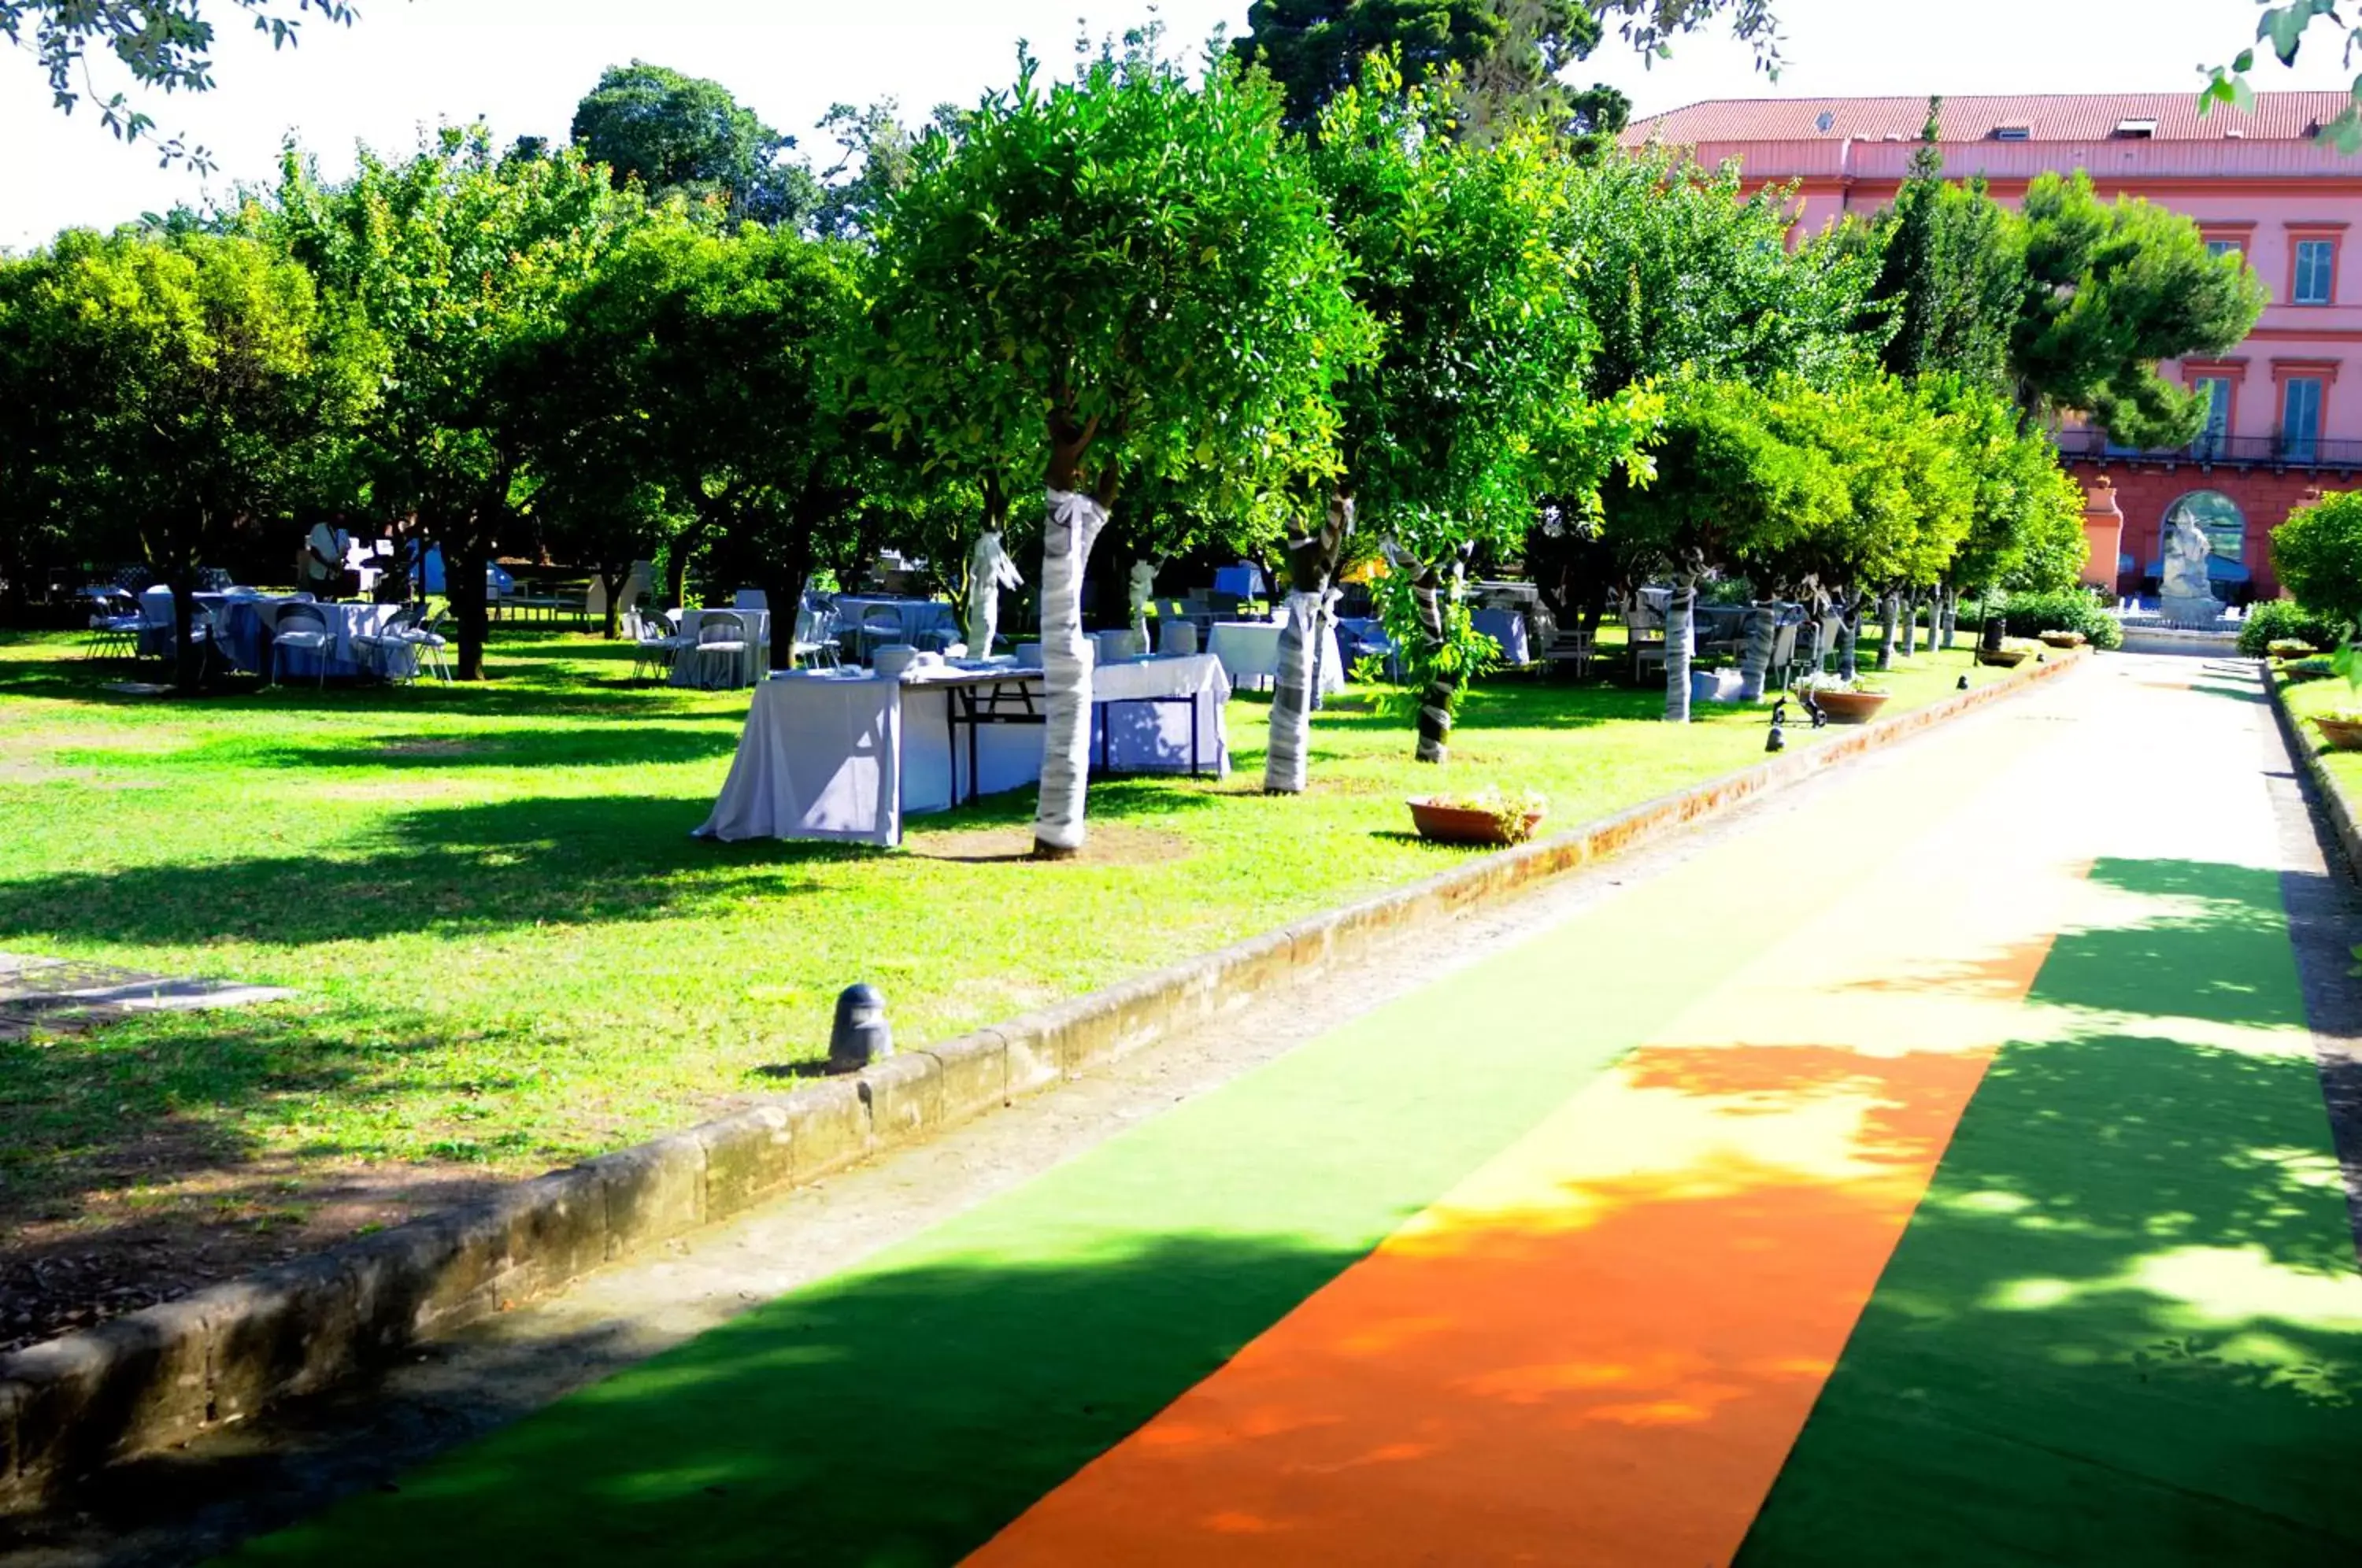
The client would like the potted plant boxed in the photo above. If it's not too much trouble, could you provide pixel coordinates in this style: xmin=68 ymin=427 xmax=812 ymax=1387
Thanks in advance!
xmin=1407 ymin=786 xmax=1548 ymax=846
xmin=2038 ymin=629 xmax=2086 ymax=649
xmin=1794 ymin=672 xmax=1890 ymax=724
xmin=2316 ymin=711 xmax=2362 ymax=751
xmin=1980 ymin=636 xmax=2039 ymax=668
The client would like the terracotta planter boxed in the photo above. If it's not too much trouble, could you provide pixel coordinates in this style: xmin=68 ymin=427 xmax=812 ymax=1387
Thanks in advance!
xmin=2038 ymin=630 xmax=2086 ymax=649
xmin=1407 ymin=798 xmax=1545 ymax=847
xmin=1807 ymin=689 xmax=1890 ymax=724
xmin=2316 ymin=717 xmax=2362 ymax=752
xmin=1980 ymin=648 xmax=2031 ymax=668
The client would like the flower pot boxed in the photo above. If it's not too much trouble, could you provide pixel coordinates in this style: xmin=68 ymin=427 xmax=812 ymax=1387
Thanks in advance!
xmin=1808 ymin=690 xmax=1890 ymax=725
xmin=1407 ymin=798 xmax=1546 ymax=847
xmin=2316 ymin=717 xmax=2362 ymax=752
xmin=1979 ymin=648 xmax=2030 ymax=668
xmin=2038 ymin=631 xmax=2085 ymax=649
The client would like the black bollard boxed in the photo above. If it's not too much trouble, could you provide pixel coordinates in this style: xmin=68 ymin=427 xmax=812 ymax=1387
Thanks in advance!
xmin=1957 ymin=674 xmax=1970 ymax=690
xmin=830 ymin=983 xmax=893 ymax=1072
xmin=1765 ymin=697 xmax=1787 ymax=753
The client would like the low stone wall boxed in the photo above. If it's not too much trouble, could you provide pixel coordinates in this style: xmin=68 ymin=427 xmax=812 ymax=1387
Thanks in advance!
xmin=0 ymin=648 xmax=2088 ymax=1511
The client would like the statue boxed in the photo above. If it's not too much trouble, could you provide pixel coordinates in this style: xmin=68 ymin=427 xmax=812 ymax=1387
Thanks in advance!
xmin=1127 ymin=558 xmax=1161 ymax=645
xmin=966 ymin=530 xmax=1023 ymax=658
xmin=2160 ymin=512 xmax=2221 ymax=628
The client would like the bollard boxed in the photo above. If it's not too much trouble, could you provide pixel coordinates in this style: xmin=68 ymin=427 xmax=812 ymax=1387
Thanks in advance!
xmin=830 ymin=983 xmax=892 ymax=1072
xmin=1765 ymin=697 xmax=1786 ymax=753
xmin=1957 ymin=673 xmax=1970 ymax=690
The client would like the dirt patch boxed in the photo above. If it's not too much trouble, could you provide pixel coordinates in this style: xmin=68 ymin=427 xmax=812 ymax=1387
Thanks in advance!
xmin=1 ymin=1156 xmax=502 ymax=1354
xmin=378 ymin=738 xmax=492 ymax=758
xmin=904 ymin=823 xmax=1197 ymax=866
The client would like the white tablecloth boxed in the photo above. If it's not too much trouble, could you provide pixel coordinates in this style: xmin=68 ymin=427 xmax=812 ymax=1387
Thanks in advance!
xmin=1471 ymin=607 xmax=1532 ymax=666
xmin=698 ymin=654 xmax=1234 ymax=845
xmin=1205 ymin=619 xmax=1345 ymax=694
xmin=139 ymin=589 xmax=394 ymax=676
xmin=832 ymin=597 xmax=961 ymax=652
xmin=670 ymin=608 xmax=772 ymax=689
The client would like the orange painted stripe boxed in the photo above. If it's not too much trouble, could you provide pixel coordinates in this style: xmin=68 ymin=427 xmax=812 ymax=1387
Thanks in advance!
xmin=969 ymin=852 xmax=2090 ymax=1566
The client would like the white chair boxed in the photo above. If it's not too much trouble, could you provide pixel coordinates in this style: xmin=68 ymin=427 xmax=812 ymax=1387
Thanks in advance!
xmin=625 ymin=609 xmax=684 ymax=682
xmin=387 ymin=610 xmax=453 ymax=684
xmin=855 ymin=603 xmax=905 ymax=664
xmin=789 ymin=605 xmax=842 ymax=668
xmin=269 ymin=603 xmax=335 ymax=688
xmin=692 ymin=611 xmax=750 ymax=690
xmin=83 ymin=590 xmax=142 ymax=660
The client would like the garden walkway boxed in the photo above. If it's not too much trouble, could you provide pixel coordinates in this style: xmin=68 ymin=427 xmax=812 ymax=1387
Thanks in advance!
xmin=41 ymin=653 xmax=2362 ymax=1566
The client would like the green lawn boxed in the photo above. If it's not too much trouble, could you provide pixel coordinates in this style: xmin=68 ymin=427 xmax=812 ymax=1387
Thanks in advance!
xmin=2277 ymin=665 xmax=2362 ymax=812
xmin=0 ymin=629 xmax=1996 ymax=1247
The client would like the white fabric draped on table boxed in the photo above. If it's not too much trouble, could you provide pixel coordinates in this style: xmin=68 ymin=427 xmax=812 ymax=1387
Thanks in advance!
xmin=1470 ymin=607 xmax=1532 ymax=666
xmin=697 ymin=653 xmax=1233 ymax=845
xmin=1205 ymin=618 xmax=1344 ymax=694
xmin=138 ymin=588 xmax=394 ymax=675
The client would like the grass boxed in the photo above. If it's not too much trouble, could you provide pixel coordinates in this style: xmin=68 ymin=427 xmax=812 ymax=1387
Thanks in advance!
xmin=0 ymin=627 xmax=1998 ymax=1243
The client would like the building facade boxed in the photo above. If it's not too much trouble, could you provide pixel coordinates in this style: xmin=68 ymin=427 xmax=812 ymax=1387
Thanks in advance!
xmin=1625 ymin=93 xmax=2362 ymax=600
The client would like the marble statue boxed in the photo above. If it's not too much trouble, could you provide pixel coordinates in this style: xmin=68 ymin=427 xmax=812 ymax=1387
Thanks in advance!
xmin=2160 ymin=513 xmax=2222 ymax=628
xmin=966 ymin=530 xmax=1023 ymax=658
xmin=1127 ymin=558 xmax=1160 ymax=645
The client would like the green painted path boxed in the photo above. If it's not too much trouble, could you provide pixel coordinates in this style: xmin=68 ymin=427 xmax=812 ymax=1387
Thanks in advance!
xmin=222 ymin=656 xmax=2362 ymax=1566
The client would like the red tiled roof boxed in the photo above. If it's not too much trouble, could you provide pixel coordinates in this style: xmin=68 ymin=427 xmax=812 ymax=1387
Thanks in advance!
xmin=1624 ymin=92 xmax=2356 ymax=146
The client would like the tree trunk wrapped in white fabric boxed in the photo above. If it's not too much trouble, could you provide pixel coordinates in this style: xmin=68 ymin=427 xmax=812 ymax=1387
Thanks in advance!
xmin=1034 ymin=489 xmax=1108 ymax=857
xmin=1264 ymin=492 xmax=1353 ymax=795
xmin=1899 ymin=590 xmax=1919 ymax=658
xmin=1838 ymin=596 xmax=1862 ymax=681
xmin=1738 ymin=604 xmax=1777 ymax=702
xmin=1875 ymin=590 xmax=1901 ymax=671
xmin=965 ymin=529 xmax=1023 ymax=660
xmin=1663 ymin=579 xmax=1696 ymax=723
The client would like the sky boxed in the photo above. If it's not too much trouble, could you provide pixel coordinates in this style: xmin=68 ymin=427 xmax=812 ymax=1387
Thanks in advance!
xmin=3 ymin=0 xmax=2355 ymax=250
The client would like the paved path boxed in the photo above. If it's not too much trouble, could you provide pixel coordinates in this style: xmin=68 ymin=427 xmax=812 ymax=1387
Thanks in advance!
xmin=31 ymin=653 xmax=2362 ymax=1566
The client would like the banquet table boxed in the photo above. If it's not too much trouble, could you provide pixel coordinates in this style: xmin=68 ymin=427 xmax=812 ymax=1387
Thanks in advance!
xmin=830 ymin=596 xmax=961 ymax=655
xmin=1205 ymin=619 xmax=1346 ymax=695
xmin=139 ymin=588 xmax=395 ymax=677
xmin=1471 ymin=607 xmax=1533 ymax=666
xmin=668 ymin=608 xmax=772 ymax=690
xmin=697 ymin=653 xmax=1232 ymax=846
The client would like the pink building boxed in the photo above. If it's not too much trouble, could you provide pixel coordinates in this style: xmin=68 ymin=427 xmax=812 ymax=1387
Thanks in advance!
xmin=1625 ymin=93 xmax=2362 ymax=600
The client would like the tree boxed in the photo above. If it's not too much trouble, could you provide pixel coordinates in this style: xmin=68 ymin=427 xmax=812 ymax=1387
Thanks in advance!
xmin=1923 ymin=376 xmax=2086 ymax=643
xmin=571 ymin=61 xmax=820 ymax=228
xmin=265 ymin=127 xmax=640 ymax=679
xmin=860 ymin=41 xmax=1367 ymax=856
xmin=1594 ymin=377 xmax=1846 ymax=719
xmin=2 ymin=0 xmax=357 ymax=167
xmin=1233 ymin=0 xmax=1781 ymax=135
xmin=2271 ymin=490 xmax=2362 ymax=634
xmin=1301 ymin=64 xmax=1641 ymax=770
xmin=2205 ymin=3 xmax=2362 ymax=153
xmin=810 ymin=100 xmax=931 ymax=242
xmin=513 ymin=220 xmax=874 ymax=655
xmin=2009 ymin=171 xmax=2265 ymax=448
xmin=14 ymin=227 xmax=375 ymax=689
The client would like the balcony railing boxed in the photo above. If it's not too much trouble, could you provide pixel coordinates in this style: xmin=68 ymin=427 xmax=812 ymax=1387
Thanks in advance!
xmin=2053 ymin=428 xmax=2362 ymax=468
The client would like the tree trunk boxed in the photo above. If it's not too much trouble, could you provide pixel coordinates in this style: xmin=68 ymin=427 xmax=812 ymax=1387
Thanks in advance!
xmin=1264 ymin=490 xmax=1352 ymax=795
xmin=598 ymin=567 xmax=627 ymax=641
xmin=1409 ymin=558 xmax=1464 ymax=764
xmin=1033 ymin=487 xmax=1109 ymax=857
xmin=1839 ymin=597 xmax=1861 ymax=682
xmin=1737 ymin=603 xmax=1777 ymax=702
xmin=1874 ymin=591 xmax=1900 ymax=671
xmin=450 ymin=542 xmax=491 ymax=682
xmin=1942 ymin=587 xmax=1960 ymax=649
xmin=1664 ymin=579 xmax=1695 ymax=723
xmin=1899 ymin=590 xmax=1919 ymax=658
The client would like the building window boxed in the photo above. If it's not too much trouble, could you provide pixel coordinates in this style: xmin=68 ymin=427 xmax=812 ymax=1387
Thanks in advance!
xmin=2163 ymin=490 xmax=2245 ymax=567
xmin=2282 ymin=376 xmax=2325 ymax=460
xmin=2293 ymin=238 xmax=2337 ymax=305
xmin=2193 ymin=376 xmax=2234 ymax=456
xmin=2207 ymin=239 xmax=2244 ymax=261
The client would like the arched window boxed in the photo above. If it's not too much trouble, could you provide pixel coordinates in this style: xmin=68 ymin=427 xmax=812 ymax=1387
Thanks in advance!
xmin=2164 ymin=490 xmax=2246 ymax=564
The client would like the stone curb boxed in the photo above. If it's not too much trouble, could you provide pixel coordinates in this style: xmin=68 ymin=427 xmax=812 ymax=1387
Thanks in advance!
xmin=0 ymin=648 xmax=2085 ymax=1511
xmin=2266 ymin=663 xmax=2362 ymax=882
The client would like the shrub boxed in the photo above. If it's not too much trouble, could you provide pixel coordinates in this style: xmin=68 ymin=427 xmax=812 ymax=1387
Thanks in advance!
xmin=2272 ymin=491 xmax=2362 ymax=632
xmin=2237 ymin=600 xmax=2342 ymax=657
xmin=1997 ymin=588 xmax=2123 ymax=650
xmin=2285 ymin=655 xmax=2339 ymax=682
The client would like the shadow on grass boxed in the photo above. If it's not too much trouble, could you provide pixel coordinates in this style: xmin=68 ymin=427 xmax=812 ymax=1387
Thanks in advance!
xmin=1740 ymin=856 xmax=2362 ymax=1565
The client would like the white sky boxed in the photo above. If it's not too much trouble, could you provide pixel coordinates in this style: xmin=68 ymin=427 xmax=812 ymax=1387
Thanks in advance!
xmin=3 ymin=0 xmax=2354 ymax=250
